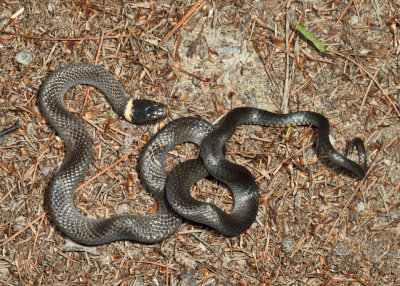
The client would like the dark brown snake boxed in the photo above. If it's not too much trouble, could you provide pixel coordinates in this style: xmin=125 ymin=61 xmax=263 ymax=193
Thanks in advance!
xmin=39 ymin=63 xmax=366 ymax=245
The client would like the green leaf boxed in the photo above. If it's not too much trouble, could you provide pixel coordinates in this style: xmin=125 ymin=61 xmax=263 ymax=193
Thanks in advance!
xmin=296 ymin=23 xmax=326 ymax=53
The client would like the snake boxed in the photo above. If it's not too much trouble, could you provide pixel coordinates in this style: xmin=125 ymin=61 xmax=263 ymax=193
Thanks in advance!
xmin=39 ymin=63 xmax=367 ymax=245
xmin=164 ymin=108 xmax=366 ymax=236
xmin=39 ymin=63 xmax=182 ymax=245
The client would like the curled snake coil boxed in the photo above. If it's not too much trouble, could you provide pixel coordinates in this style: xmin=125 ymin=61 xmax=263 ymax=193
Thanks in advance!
xmin=39 ymin=64 xmax=366 ymax=245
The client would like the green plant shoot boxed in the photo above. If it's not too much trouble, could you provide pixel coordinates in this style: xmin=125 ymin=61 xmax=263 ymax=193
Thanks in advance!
xmin=296 ymin=23 xmax=326 ymax=53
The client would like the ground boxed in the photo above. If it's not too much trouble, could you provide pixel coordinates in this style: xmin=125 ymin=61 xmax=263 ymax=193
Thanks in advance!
xmin=1 ymin=0 xmax=400 ymax=285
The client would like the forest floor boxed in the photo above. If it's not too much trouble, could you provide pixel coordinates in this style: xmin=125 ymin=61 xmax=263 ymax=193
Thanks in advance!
xmin=1 ymin=0 xmax=400 ymax=285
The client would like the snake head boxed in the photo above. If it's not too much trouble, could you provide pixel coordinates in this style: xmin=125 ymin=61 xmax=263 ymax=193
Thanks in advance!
xmin=124 ymin=99 xmax=168 ymax=124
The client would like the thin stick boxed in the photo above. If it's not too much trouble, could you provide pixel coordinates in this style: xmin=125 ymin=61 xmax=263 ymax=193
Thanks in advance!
xmin=359 ymin=68 xmax=379 ymax=117
xmin=157 ymin=0 xmax=204 ymax=48
xmin=333 ymin=0 xmax=354 ymax=28
xmin=257 ymin=142 xmax=313 ymax=181
xmin=74 ymin=149 xmax=136 ymax=193
xmin=166 ymin=260 xmax=169 ymax=286
xmin=29 ymin=260 xmax=49 ymax=286
xmin=393 ymin=179 xmax=400 ymax=197
xmin=281 ymin=1 xmax=292 ymax=113
xmin=0 ymin=29 xmax=128 ymax=41
xmin=0 ymin=212 xmax=47 ymax=246
xmin=33 ymin=213 xmax=46 ymax=251
xmin=125 ymin=259 xmax=178 ymax=271
xmin=329 ymin=50 xmax=400 ymax=119
xmin=0 ymin=186 xmax=17 ymax=204
xmin=23 ymin=134 xmax=55 ymax=180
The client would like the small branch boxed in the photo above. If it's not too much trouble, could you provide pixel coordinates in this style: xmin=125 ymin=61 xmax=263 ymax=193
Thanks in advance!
xmin=329 ymin=50 xmax=400 ymax=119
xmin=0 ymin=29 xmax=128 ymax=41
xmin=157 ymin=0 xmax=204 ymax=48
xmin=0 ymin=123 xmax=19 ymax=138
xmin=0 ymin=212 xmax=47 ymax=246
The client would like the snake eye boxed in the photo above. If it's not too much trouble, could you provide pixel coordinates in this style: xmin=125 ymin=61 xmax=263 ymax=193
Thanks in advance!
xmin=127 ymin=99 xmax=168 ymax=124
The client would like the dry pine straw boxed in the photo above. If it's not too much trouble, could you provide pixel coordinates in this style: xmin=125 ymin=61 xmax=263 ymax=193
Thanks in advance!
xmin=0 ymin=0 xmax=400 ymax=285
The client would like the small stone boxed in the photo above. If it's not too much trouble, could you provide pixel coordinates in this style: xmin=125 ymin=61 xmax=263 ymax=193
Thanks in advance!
xmin=47 ymin=1 xmax=55 ymax=13
xmin=176 ymin=252 xmax=197 ymax=269
xmin=350 ymin=15 xmax=359 ymax=25
xmin=282 ymin=237 xmax=295 ymax=252
xmin=0 ymin=267 xmax=10 ymax=278
xmin=242 ymin=93 xmax=256 ymax=104
xmin=15 ymin=50 xmax=33 ymax=65
xmin=180 ymin=272 xmax=196 ymax=286
xmin=42 ymin=166 xmax=53 ymax=176
xmin=335 ymin=242 xmax=349 ymax=257
xmin=14 ymin=216 xmax=27 ymax=231
xmin=359 ymin=49 xmax=370 ymax=55
xmin=116 ymin=203 xmax=131 ymax=214
xmin=123 ymin=136 xmax=134 ymax=153
xmin=62 ymin=239 xmax=99 ymax=254
xmin=130 ymin=248 xmax=141 ymax=257
xmin=356 ymin=201 xmax=365 ymax=212
xmin=26 ymin=122 xmax=37 ymax=136
xmin=129 ymin=278 xmax=144 ymax=286
xmin=390 ymin=207 xmax=399 ymax=219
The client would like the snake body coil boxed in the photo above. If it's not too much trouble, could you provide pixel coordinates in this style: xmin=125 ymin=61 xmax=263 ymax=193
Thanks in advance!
xmin=40 ymin=64 xmax=366 ymax=245
xmin=165 ymin=108 xmax=366 ymax=236
xmin=39 ymin=64 xmax=179 ymax=245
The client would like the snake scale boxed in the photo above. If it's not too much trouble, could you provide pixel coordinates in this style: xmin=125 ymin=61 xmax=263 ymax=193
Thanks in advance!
xmin=39 ymin=64 xmax=366 ymax=245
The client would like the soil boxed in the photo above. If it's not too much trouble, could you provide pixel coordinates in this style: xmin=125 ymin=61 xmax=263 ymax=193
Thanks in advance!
xmin=1 ymin=0 xmax=400 ymax=285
